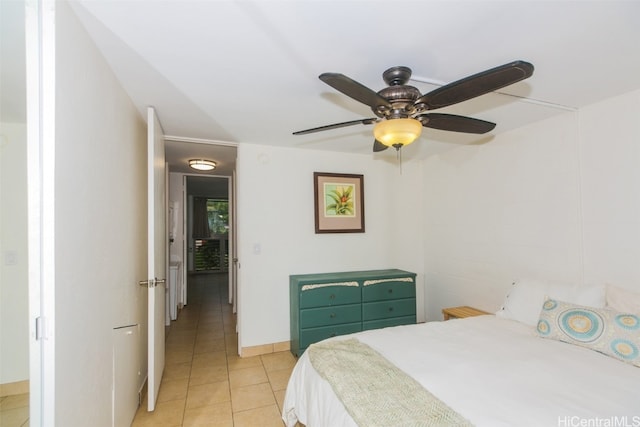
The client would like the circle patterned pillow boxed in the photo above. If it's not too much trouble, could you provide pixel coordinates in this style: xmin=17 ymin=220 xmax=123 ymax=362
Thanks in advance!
xmin=536 ymin=298 xmax=640 ymax=367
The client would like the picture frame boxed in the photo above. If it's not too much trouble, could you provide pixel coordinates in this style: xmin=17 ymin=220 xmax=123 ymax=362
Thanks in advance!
xmin=314 ymin=172 xmax=365 ymax=233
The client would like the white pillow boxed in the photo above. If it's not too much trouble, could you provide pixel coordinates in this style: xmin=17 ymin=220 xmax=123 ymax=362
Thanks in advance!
xmin=496 ymin=278 xmax=605 ymax=326
xmin=606 ymin=283 xmax=640 ymax=313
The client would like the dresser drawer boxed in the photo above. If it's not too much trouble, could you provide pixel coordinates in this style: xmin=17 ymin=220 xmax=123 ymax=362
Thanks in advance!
xmin=300 ymin=304 xmax=362 ymax=328
xmin=299 ymin=284 xmax=360 ymax=309
xmin=362 ymin=279 xmax=415 ymax=302
xmin=363 ymin=315 xmax=416 ymax=331
xmin=299 ymin=322 xmax=362 ymax=349
xmin=290 ymin=269 xmax=416 ymax=357
xmin=362 ymin=298 xmax=416 ymax=321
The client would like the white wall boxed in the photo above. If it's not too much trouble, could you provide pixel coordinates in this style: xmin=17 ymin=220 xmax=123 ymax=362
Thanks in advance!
xmin=54 ymin=2 xmax=147 ymax=424
xmin=0 ymin=121 xmax=29 ymax=385
xmin=579 ymin=91 xmax=640 ymax=288
xmin=422 ymin=90 xmax=640 ymax=320
xmin=236 ymin=143 xmax=424 ymax=349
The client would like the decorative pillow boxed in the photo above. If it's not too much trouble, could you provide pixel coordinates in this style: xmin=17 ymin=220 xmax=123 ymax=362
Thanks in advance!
xmin=606 ymin=283 xmax=640 ymax=313
xmin=536 ymin=298 xmax=640 ymax=367
xmin=496 ymin=279 xmax=605 ymax=326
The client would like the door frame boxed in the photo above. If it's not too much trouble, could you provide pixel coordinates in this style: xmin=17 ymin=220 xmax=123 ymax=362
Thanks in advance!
xmin=25 ymin=0 xmax=56 ymax=424
xmin=180 ymin=174 xmax=234 ymax=306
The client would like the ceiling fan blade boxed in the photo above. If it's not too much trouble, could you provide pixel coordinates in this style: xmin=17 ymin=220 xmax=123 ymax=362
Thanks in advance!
xmin=373 ymin=139 xmax=388 ymax=152
xmin=319 ymin=72 xmax=392 ymax=111
xmin=293 ymin=118 xmax=378 ymax=135
xmin=416 ymin=60 xmax=534 ymax=110
xmin=418 ymin=113 xmax=496 ymax=134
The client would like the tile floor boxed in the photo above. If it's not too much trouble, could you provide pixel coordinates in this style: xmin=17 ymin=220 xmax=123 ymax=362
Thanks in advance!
xmin=0 ymin=392 xmax=29 ymax=427
xmin=131 ymin=272 xmax=295 ymax=427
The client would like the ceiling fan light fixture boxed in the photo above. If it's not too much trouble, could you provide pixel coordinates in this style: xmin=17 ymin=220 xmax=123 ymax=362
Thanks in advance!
xmin=189 ymin=159 xmax=216 ymax=171
xmin=373 ymin=118 xmax=422 ymax=148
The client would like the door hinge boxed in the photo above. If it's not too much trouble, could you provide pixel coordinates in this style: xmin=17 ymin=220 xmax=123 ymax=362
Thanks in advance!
xmin=35 ymin=316 xmax=45 ymax=340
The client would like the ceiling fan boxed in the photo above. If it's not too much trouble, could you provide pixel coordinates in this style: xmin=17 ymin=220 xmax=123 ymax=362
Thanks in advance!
xmin=293 ymin=60 xmax=534 ymax=152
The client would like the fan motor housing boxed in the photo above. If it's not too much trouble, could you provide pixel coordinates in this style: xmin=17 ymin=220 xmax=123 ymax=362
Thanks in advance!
xmin=375 ymin=85 xmax=421 ymax=119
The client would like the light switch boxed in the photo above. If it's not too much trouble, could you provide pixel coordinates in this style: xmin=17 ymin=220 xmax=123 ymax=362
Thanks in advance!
xmin=4 ymin=250 xmax=17 ymax=265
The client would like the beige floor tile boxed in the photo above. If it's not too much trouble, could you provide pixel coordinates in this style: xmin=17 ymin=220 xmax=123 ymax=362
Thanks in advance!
xmin=224 ymin=334 xmax=238 ymax=346
xmin=266 ymin=368 xmax=292 ymax=392
xmin=194 ymin=337 xmax=226 ymax=354
xmin=0 ymin=393 xmax=29 ymax=410
xmin=197 ymin=319 xmax=224 ymax=329
xmin=192 ymin=350 xmax=227 ymax=363
xmin=166 ymin=336 xmax=196 ymax=349
xmin=229 ymin=366 xmax=268 ymax=389
xmin=163 ymin=361 xmax=193 ymax=381
xmin=169 ymin=328 xmax=198 ymax=338
xmin=131 ymin=399 xmax=185 ymax=427
xmin=0 ymin=405 xmax=29 ymax=427
xmin=191 ymin=351 xmax=227 ymax=370
xmin=189 ymin=364 xmax=229 ymax=386
xmin=261 ymin=351 xmax=296 ymax=373
xmin=167 ymin=342 xmax=197 ymax=355
xmin=174 ymin=319 xmax=199 ymax=329
xmin=230 ymin=382 xmax=276 ymax=413
xmin=198 ymin=315 xmax=223 ymax=324
xmin=186 ymin=381 xmax=231 ymax=409
xmin=170 ymin=329 xmax=196 ymax=339
xmin=273 ymin=389 xmax=286 ymax=412
xmin=226 ymin=354 xmax=262 ymax=372
xmin=232 ymin=404 xmax=284 ymax=427
xmin=157 ymin=378 xmax=189 ymax=403
xmin=182 ymin=401 xmax=233 ymax=427
xmin=196 ymin=329 xmax=225 ymax=340
xmin=166 ymin=349 xmax=194 ymax=365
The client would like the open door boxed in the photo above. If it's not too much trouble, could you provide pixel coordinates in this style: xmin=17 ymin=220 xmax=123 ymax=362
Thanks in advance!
xmin=231 ymin=171 xmax=238 ymax=314
xmin=25 ymin=1 xmax=55 ymax=424
xmin=144 ymin=106 xmax=167 ymax=411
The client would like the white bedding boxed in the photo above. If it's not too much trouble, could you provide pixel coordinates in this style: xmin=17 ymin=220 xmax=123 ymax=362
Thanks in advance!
xmin=283 ymin=315 xmax=640 ymax=427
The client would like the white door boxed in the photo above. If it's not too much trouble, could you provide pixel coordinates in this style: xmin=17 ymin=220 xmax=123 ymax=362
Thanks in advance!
xmin=145 ymin=106 xmax=167 ymax=411
xmin=25 ymin=0 xmax=55 ymax=424
xmin=231 ymin=172 xmax=238 ymax=313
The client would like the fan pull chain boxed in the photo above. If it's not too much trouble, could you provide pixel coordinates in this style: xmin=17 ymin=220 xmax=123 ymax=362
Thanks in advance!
xmin=396 ymin=146 xmax=403 ymax=174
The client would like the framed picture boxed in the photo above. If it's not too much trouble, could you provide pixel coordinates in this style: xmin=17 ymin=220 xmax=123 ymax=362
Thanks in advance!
xmin=314 ymin=172 xmax=365 ymax=233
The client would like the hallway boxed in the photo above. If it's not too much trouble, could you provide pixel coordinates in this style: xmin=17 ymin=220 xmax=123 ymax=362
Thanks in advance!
xmin=131 ymin=272 xmax=294 ymax=427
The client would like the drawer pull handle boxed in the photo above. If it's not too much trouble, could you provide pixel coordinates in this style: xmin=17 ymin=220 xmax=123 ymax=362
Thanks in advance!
xmin=329 ymin=294 xmax=335 ymax=300
xmin=388 ymin=289 xmax=393 ymax=294
xmin=388 ymin=307 xmax=394 ymax=312
xmin=330 ymin=313 xmax=336 ymax=318
xmin=329 ymin=333 xmax=336 ymax=337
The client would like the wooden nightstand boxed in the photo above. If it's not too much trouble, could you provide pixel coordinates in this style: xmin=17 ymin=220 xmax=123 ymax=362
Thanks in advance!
xmin=442 ymin=305 xmax=490 ymax=320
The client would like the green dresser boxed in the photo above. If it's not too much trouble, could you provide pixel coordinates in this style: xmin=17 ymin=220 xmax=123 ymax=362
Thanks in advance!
xmin=289 ymin=269 xmax=416 ymax=357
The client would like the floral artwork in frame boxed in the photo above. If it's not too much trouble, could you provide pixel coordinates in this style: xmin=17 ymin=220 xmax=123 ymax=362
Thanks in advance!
xmin=314 ymin=172 xmax=365 ymax=233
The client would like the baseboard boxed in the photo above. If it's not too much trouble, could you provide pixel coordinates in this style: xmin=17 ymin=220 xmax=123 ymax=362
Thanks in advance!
xmin=240 ymin=340 xmax=290 ymax=357
xmin=0 ymin=380 xmax=29 ymax=397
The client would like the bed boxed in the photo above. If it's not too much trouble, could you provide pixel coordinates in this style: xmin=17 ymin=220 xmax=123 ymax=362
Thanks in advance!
xmin=282 ymin=280 xmax=640 ymax=426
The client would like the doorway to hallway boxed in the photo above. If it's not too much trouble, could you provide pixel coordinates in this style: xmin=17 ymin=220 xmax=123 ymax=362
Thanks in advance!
xmin=132 ymin=270 xmax=294 ymax=426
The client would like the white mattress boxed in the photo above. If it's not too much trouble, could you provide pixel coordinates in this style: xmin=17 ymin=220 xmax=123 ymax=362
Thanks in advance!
xmin=283 ymin=315 xmax=640 ymax=426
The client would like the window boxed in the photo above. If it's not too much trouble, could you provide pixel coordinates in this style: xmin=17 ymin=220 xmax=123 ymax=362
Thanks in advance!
xmin=194 ymin=199 xmax=229 ymax=271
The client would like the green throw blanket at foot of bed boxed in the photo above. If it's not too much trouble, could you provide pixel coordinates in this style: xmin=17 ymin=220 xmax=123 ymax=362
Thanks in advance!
xmin=308 ymin=338 xmax=473 ymax=427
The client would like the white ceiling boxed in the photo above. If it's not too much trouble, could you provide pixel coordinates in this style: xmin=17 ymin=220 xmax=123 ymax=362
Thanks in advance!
xmin=4 ymin=1 xmax=640 ymax=167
